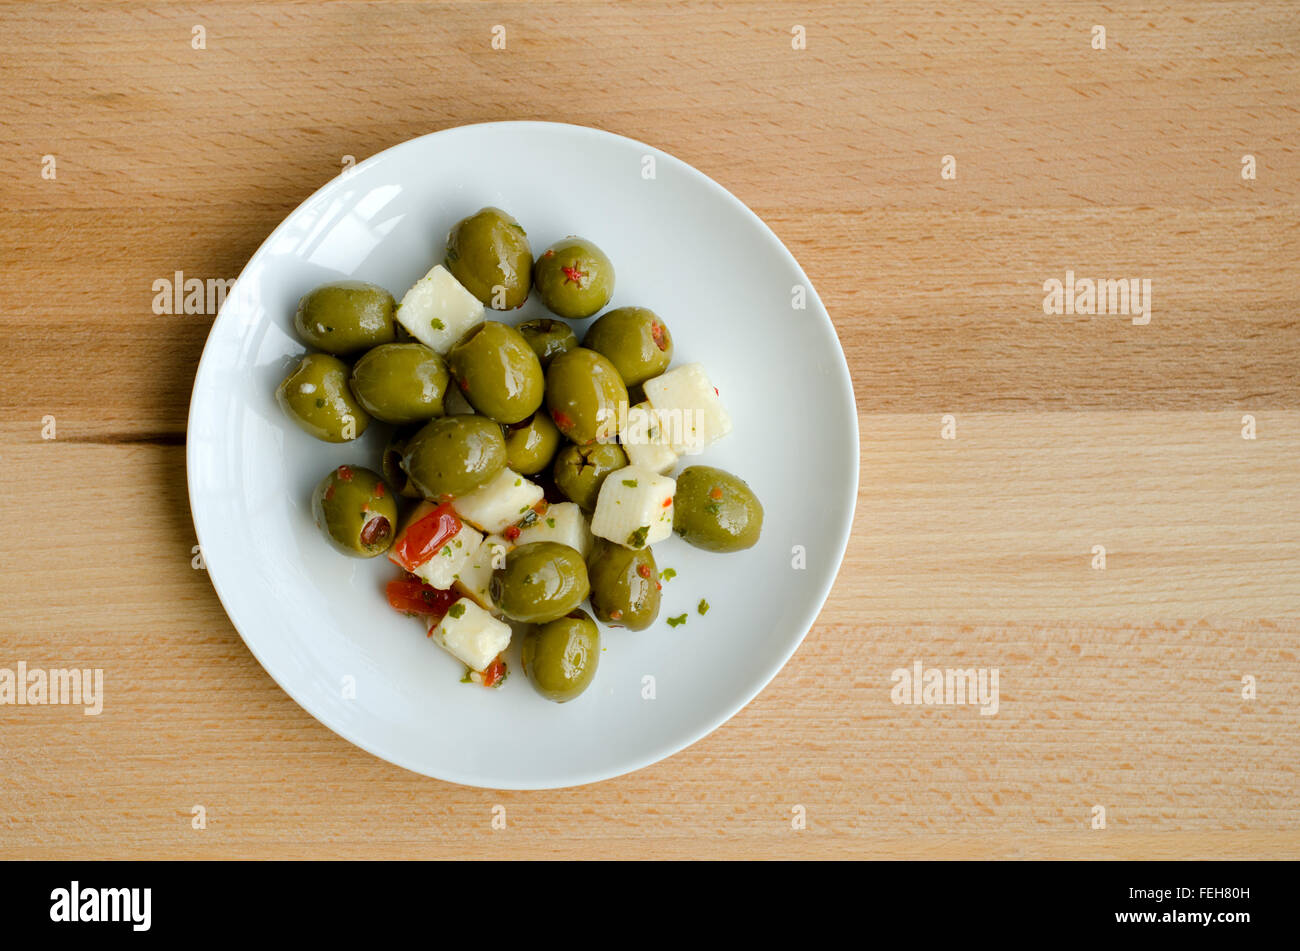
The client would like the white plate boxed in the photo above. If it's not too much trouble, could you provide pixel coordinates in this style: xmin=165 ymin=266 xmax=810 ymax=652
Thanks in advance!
xmin=187 ymin=121 xmax=858 ymax=789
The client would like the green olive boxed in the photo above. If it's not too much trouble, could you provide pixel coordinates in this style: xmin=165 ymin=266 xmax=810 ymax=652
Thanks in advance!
xmin=521 ymin=609 xmax=600 ymax=702
xmin=553 ymin=442 xmax=629 ymax=511
xmin=276 ymin=353 xmax=370 ymax=442
xmin=311 ymin=465 xmax=398 ymax=557
xmin=446 ymin=321 xmax=545 ymax=424
xmin=586 ymin=539 xmax=661 ymax=630
xmin=490 ymin=541 xmax=590 ymax=624
xmin=544 ymin=347 xmax=627 ymax=445
xmin=402 ymin=415 xmax=508 ymax=500
xmin=293 ymin=281 xmax=397 ymax=355
xmin=582 ymin=307 xmax=673 ymax=387
xmin=380 ymin=426 xmax=423 ymax=499
xmin=673 ymin=466 xmax=764 ymax=552
xmin=504 ymin=412 xmax=561 ymax=476
xmin=517 ymin=318 xmax=578 ymax=368
xmin=348 ymin=343 xmax=449 ymax=424
xmin=533 ymin=237 xmax=615 ymax=320
xmin=445 ymin=207 xmax=532 ymax=309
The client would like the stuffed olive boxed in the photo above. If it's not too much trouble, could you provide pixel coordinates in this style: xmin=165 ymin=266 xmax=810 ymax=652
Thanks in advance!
xmin=521 ymin=609 xmax=600 ymax=702
xmin=673 ymin=466 xmax=764 ymax=552
xmin=446 ymin=321 xmax=545 ymax=424
xmin=276 ymin=353 xmax=370 ymax=443
xmin=586 ymin=539 xmax=661 ymax=630
xmin=402 ymin=415 xmax=508 ymax=500
xmin=553 ymin=442 xmax=628 ymax=511
xmin=533 ymin=237 xmax=614 ymax=320
xmin=504 ymin=412 xmax=561 ymax=476
xmin=490 ymin=541 xmax=590 ymax=624
xmin=517 ymin=317 xmax=578 ymax=368
xmin=545 ymin=347 xmax=627 ymax=445
xmin=582 ymin=307 xmax=672 ymax=387
xmin=349 ymin=342 xmax=449 ymax=424
xmin=293 ymin=281 xmax=397 ymax=355
xmin=311 ymin=465 xmax=397 ymax=557
xmin=445 ymin=207 xmax=532 ymax=309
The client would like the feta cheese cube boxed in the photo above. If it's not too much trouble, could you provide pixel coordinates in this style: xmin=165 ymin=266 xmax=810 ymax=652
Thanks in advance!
xmin=430 ymin=598 xmax=512 ymax=672
xmin=411 ymin=521 xmax=482 ymax=589
xmin=643 ymin=363 xmax=732 ymax=455
xmin=454 ymin=534 xmax=511 ymax=613
xmin=590 ymin=465 xmax=675 ymax=550
xmin=514 ymin=502 xmax=593 ymax=558
xmin=451 ymin=468 xmax=546 ymax=534
xmin=395 ymin=264 xmax=484 ymax=354
xmin=443 ymin=383 xmax=474 ymax=415
xmin=620 ymin=401 xmax=679 ymax=474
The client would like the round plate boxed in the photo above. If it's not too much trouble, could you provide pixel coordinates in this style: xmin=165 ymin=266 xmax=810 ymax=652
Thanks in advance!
xmin=187 ymin=121 xmax=858 ymax=788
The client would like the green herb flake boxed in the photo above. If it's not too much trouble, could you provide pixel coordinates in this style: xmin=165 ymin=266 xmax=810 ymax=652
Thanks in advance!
xmin=448 ymin=602 xmax=466 ymax=619
xmin=622 ymin=479 xmax=638 ymax=487
xmin=514 ymin=478 xmax=522 ymax=486
xmin=431 ymin=318 xmax=445 ymax=331
xmin=660 ymin=567 xmax=677 ymax=581
xmin=667 ymin=614 xmax=687 ymax=628
xmin=627 ymin=526 xmax=649 ymax=548
xmin=698 ymin=599 xmax=710 ymax=615
xmin=704 ymin=502 xmax=721 ymax=515
xmin=459 ymin=667 xmax=474 ymax=683
xmin=546 ymin=517 xmax=556 ymax=528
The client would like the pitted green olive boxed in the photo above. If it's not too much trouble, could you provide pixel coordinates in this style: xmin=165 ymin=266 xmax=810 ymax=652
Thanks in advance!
xmin=311 ymin=465 xmax=397 ymax=557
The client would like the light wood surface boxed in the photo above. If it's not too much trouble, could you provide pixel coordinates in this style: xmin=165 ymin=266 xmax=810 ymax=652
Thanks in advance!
xmin=1 ymin=1 xmax=1296 ymax=859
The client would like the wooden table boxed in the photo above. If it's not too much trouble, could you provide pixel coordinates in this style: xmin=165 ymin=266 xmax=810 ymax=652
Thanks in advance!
xmin=1 ymin=1 xmax=1296 ymax=860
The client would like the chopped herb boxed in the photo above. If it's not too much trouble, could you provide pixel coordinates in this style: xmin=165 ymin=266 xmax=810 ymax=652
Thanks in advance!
xmin=698 ymin=599 xmax=710 ymax=615
xmin=660 ymin=567 xmax=676 ymax=581
xmin=667 ymin=614 xmax=687 ymax=628
xmin=622 ymin=478 xmax=638 ymax=487
xmin=546 ymin=517 xmax=555 ymax=528
xmin=704 ymin=502 xmax=721 ymax=515
xmin=459 ymin=667 xmax=474 ymax=683
xmin=514 ymin=478 xmax=522 ymax=487
xmin=448 ymin=602 xmax=466 ymax=618
xmin=431 ymin=318 xmax=445 ymax=331
xmin=442 ymin=546 xmax=453 ymax=557
xmin=627 ymin=525 xmax=649 ymax=548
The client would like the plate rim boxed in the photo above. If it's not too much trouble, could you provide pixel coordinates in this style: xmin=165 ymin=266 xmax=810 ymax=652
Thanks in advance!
xmin=186 ymin=120 xmax=859 ymax=789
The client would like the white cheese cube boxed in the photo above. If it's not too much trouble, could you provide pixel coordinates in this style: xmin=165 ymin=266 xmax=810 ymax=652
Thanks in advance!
xmin=430 ymin=598 xmax=512 ymax=672
xmin=443 ymin=383 xmax=474 ymax=415
xmin=514 ymin=502 xmax=593 ymax=559
xmin=452 ymin=468 xmax=545 ymax=534
xmin=590 ymin=465 xmax=675 ymax=550
xmin=454 ymin=534 xmax=512 ymax=612
xmin=620 ymin=401 xmax=679 ymax=474
xmin=411 ymin=521 xmax=482 ymax=589
xmin=395 ymin=264 xmax=484 ymax=354
xmin=643 ymin=363 xmax=732 ymax=455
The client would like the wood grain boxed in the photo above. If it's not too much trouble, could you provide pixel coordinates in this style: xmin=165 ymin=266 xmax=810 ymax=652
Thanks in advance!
xmin=0 ymin=1 xmax=1296 ymax=859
